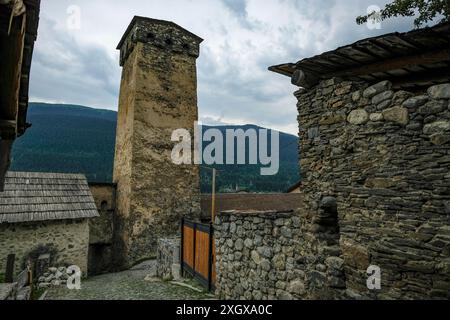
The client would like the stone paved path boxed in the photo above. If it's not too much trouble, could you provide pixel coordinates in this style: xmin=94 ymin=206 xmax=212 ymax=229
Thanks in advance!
xmin=45 ymin=260 xmax=213 ymax=300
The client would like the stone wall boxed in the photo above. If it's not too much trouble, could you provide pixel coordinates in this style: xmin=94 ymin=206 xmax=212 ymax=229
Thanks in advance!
xmin=88 ymin=183 xmax=115 ymax=245
xmin=113 ymin=17 xmax=202 ymax=267
xmin=296 ymin=79 xmax=450 ymax=299
xmin=88 ymin=183 xmax=116 ymax=274
xmin=156 ymin=237 xmax=181 ymax=281
xmin=0 ymin=219 xmax=90 ymax=276
xmin=214 ymin=210 xmax=346 ymax=300
xmin=214 ymin=82 xmax=450 ymax=300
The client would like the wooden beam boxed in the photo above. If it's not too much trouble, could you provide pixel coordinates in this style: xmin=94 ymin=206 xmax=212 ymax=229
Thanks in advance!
xmin=391 ymin=67 xmax=450 ymax=89
xmin=0 ymin=120 xmax=17 ymax=139
xmin=326 ymin=48 xmax=450 ymax=79
xmin=0 ymin=139 xmax=13 ymax=192
xmin=268 ymin=63 xmax=295 ymax=77
xmin=291 ymin=69 xmax=319 ymax=89
xmin=0 ymin=12 xmax=26 ymax=131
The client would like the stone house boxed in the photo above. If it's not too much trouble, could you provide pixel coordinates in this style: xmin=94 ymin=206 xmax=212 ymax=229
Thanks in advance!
xmin=0 ymin=172 xmax=99 ymax=275
xmin=226 ymin=21 xmax=450 ymax=299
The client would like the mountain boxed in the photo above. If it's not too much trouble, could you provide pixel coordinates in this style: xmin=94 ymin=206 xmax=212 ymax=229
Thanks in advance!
xmin=10 ymin=103 xmax=300 ymax=193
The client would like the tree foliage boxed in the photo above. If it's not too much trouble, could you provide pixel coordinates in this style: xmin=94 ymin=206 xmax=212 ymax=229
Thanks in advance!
xmin=356 ymin=0 xmax=450 ymax=28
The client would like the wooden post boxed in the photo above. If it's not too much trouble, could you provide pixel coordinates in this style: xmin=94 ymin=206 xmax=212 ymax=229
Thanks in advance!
xmin=180 ymin=217 xmax=184 ymax=277
xmin=28 ymin=259 xmax=33 ymax=292
xmin=211 ymin=168 xmax=216 ymax=223
xmin=193 ymin=222 xmax=197 ymax=274
xmin=5 ymin=254 xmax=15 ymax=283
xmin=0 ymin=140 xmax=14 ymax=192
xmin=207 ymin=222 xmax=214 ymax=292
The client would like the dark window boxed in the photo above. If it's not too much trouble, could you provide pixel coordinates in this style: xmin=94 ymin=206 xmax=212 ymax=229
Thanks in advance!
xmin=100 ymin=201 xmax=108 ymax=212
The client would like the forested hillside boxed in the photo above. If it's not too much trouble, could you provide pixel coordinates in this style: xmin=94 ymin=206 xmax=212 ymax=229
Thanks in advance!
xmin=11 ymin=103 xmax=300 ymax=193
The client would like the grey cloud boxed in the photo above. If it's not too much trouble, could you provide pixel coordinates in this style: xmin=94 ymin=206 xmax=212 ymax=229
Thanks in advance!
xmin=29 ymin=0 xmax=425 ymax=135
xmin=30 ymin=18 xmax=120 ymax=109
xmin=222 ymin=0 xmax=247 ymax=18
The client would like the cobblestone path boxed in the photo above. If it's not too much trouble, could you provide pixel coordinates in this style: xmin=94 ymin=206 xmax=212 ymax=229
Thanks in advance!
xmin=45 ymin=260 xmax=213 ymax=300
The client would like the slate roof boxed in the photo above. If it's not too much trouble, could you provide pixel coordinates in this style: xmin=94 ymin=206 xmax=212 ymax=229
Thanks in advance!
xmin=0 ymin=172 xmax=99 ymax=224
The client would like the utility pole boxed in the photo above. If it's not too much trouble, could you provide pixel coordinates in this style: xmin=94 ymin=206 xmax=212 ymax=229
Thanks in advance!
xmin=202 ymin=166 xmax=219 ymax=222
xmin=212 ymin=168 xmax=216 ymax=223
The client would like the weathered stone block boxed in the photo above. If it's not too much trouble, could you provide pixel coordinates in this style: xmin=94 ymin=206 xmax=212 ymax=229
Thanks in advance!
xmin=320 ymin=112 xmax=346 ymax=125
xmin=430 ymin=133 xmax=450 ymax=145
xmin=423 ymin=121 xmax=450 ymax=135
xmin=403 ymin=95 xmax=428 ymax=109
xmin=325 ymin=257 xmax=344 ymax=270
xmin=369 ymin=113 xmax=383 ymax=122
xmin=363 ymin=81 xmax=392 ymax=98
xmin=382 ymin=106 xmax=409 ymax=125
xmin=287 ymin=280 xmax=305 ymax=296
xmin=347 ymin=109 xmax=369 ymax=125
xmin=418 ymin=100 xmax=447 ymax=115
xmin=428 ymin=83 xmax=450 ymax=99
xmin=352 ymin=90 xmax=361 ymax=102
xmin=372 ymin=90 xmax=393 ymax=105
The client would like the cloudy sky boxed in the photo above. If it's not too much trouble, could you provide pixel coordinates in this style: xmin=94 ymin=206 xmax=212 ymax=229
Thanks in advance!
xmin=29 ymin=0 xmax=421 ymax=135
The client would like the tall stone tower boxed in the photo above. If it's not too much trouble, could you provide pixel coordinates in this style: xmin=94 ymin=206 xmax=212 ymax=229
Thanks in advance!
xmin=114 ymin=16 xmax=202 ymax=267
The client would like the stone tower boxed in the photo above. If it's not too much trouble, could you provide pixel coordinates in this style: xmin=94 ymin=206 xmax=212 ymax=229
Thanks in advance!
xmin=114 ymin=16 xmax=202 ymax=267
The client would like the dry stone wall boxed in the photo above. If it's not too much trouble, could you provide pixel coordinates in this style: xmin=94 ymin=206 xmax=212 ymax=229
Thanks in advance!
xmin=88 ymin=183 xmax=115 ymax=274
xmin=296 ymin=79 xmax=450 ymax=299
xmin=214 ymin=210 xmax=346 ymax=300
xmin=156 ymin=237 xmax=181 ymax=281
xmin=214 ymin=81 xmax=450 ymax=300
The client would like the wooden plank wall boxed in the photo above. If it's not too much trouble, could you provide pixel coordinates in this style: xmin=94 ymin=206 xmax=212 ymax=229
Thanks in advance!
xmin=181 ymin=220 xmax=216 ymax=290
xmin=182 ymin=225 xmax=194 ymax=269
xmin=194 ymin=230 xmax=210 ymax=280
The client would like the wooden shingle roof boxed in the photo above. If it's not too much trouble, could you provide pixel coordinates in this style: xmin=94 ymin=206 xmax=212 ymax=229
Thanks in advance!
xmin=0 ymin=172 xmax=99 ymax=223
xmin=269 ymin=22 xmax=450 ymax=90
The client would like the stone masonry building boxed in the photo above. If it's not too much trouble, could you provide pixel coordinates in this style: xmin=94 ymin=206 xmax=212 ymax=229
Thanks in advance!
xmin=113 ymin=17 xmax=203 ymax=268
xmin=0 ymin=172 xmax=99 ymax=275
xmin=256 ymin=21 xmax=450 ymax=299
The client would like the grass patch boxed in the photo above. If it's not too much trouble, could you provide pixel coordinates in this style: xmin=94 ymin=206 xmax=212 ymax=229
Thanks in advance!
xmin=0 ymin=273 xmax=5 ymax=283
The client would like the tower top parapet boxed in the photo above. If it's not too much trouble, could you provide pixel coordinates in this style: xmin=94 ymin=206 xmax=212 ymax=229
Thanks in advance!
xmin=117 ymin=16 xmax=203 ymax=66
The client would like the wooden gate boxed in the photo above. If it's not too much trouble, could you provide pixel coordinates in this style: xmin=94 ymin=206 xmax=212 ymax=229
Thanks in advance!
xmin=181 ymin=218 xmax=215 ymax=291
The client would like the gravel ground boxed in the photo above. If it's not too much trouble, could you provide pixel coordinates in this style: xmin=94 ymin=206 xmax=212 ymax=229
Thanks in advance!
xmin=45 ymin=260 xmax=214 ymax=300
